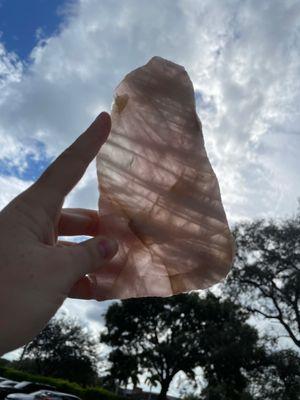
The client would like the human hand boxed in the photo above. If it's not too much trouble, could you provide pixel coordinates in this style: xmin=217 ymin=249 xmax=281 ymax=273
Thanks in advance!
xmin=0 ymin=112 xmax=118 ymax=355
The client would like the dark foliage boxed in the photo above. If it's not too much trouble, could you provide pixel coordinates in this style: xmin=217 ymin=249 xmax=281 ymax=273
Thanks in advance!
xmin=22 ymin=317 xmax=98 ymax=386
xmin=101 ymin=293 xmax=265 ymax=400
xmin=224 ymin=215 xmax=300 ymax=348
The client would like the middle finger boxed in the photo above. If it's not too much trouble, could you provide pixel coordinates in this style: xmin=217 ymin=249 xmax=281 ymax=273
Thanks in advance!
xmin=58 ymin=208 xmax=99 ymax=236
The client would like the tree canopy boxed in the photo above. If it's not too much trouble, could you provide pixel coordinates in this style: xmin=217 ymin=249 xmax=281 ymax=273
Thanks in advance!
xmin=22 ymin=317 xmax=98 ymax=386
xmin=101 ymin=293 xmax=265 ymax=400
xmin=224 ymin=214 xmax=300 ymax=349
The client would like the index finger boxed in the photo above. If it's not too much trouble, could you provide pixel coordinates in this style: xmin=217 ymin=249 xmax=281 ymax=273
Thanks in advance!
xmin=32 ymin=112 xmax=111 ymax=207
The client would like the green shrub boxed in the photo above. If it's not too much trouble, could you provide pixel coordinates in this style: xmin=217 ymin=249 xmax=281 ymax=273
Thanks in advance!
xmin=0 ymin=366 xmax=124 ymax=400
xmin=0 ymin=359 xmax=10 ymax=367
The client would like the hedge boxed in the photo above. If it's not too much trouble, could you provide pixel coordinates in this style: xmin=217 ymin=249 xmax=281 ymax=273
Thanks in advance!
xmin=0 ymin=366 xmax=125 ymax=400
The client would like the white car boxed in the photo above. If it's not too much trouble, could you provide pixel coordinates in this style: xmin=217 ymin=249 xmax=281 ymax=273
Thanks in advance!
xmin=0 ymin=381 xmax=18 ymax=388
xmin=6 ymin=390 xmax=81 ymax=400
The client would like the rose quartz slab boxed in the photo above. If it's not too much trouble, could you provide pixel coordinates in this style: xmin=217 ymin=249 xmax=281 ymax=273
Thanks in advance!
xmin=94 ymin=56 xmax=234 ymax=300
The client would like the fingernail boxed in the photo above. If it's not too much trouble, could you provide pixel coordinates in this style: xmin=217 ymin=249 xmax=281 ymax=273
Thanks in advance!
xmin=98 ymin=239 xmax=118 ymax=259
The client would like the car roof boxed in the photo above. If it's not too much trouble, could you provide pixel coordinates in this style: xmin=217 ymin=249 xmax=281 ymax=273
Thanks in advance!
xmin=34 ymin=391 xmax=80 ymax=398
xmin=16 ymin=382 xmax=54 ymax=388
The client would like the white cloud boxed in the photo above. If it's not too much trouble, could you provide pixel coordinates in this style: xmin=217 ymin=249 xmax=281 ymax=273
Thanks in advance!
xmin=57 ymin=297 xmax=118 ymax=334
xmin=1 ymin=0 xmax=299 ymax=221
xmin=0 ymin=42 xmax=23 ymax=89
xmin=185 ymin=0 xmax=300 ymax=222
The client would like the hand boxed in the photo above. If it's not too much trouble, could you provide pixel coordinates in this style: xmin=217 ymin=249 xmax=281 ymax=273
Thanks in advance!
xmin=0 ymin=112 xmax=118 ymax=355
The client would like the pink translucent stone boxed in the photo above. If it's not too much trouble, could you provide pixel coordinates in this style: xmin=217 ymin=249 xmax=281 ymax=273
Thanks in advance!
xmin=94 ymin=56 xmax=234 ymax=300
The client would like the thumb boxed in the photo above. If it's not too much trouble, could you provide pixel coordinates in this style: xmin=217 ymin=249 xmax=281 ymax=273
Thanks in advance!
xmin=59 ymin=236 xmax=118 ymax=277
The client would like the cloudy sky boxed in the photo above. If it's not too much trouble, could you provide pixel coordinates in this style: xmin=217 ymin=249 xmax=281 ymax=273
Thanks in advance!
xmin=1 ymin=0 xmax=300 ymax=394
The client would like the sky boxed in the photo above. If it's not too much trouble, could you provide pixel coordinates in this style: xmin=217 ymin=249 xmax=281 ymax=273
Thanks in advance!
xmin=1 ymin=0 xmax=300 ymax=395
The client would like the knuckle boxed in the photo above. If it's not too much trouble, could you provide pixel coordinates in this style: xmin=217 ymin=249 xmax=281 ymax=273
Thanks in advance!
xmin=72 ymin=242 xmax=101 ymax=274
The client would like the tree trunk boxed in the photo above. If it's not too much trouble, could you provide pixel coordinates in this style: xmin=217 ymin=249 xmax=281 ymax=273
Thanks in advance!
xmin=18 ymin=344 xmax=29 ymax=362
xmin=158 ymin=378 xmax=172 ymax=400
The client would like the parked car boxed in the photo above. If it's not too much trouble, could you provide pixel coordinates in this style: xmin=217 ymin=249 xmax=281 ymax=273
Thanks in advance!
xmin=6 ymin=390 xmax=81 ymax=400
xmin=0 ymin=382 xmax=56 ymax=400
xmin=0 ymin=381 xmax=19 ymax=399
xmin=0 ymin=383 xmax=17 ymax=398
xmin=0 ymin=382 xmax=18 ymax=388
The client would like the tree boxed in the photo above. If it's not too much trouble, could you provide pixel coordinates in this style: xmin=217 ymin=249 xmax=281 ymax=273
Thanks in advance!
xmin=224 ymin=214 xmax=300 ymax=348
xmin=199 ymin=383 xmax=253 ymax=400
xmin=192 ymin=348 xmax=300 ymax=400
xmin=268 ymin=349 xmax=300 ymax=399
xmin=246 ymin=349 xmax=300 ymax=400
xmin=23 ymin=316 xmax=98 ymax=385
xmin=100 ymin=293 xmax=265 ymax=400
xmin=97 ymin=349 xmax=139 ymax=393
xmin=193 ymin=295 xmax=265 ymax=400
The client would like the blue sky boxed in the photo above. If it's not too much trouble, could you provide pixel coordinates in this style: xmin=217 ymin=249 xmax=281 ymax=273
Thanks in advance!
xmin=1 ymin=0 xmax=300 ymax=395
xmin=0 ymin=0 xmax=67 ymax=59
xmin=0 ymin=0 xmax=68 ymax=181
xmin=0 ymin=140 xmax=50 ymax=180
